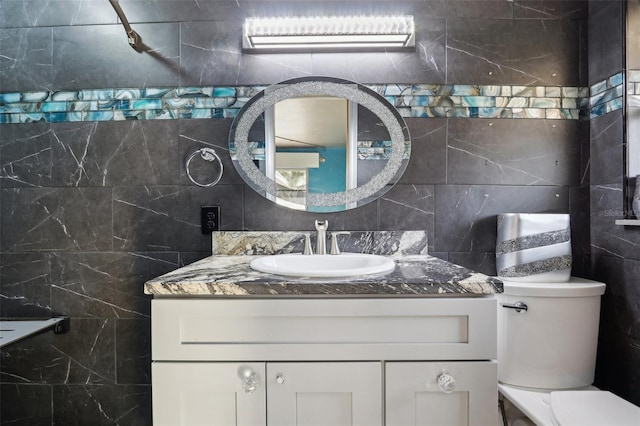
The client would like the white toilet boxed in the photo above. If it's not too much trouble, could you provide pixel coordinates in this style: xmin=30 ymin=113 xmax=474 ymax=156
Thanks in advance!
xmin=497 ymin=277 xmax=640 ymax=426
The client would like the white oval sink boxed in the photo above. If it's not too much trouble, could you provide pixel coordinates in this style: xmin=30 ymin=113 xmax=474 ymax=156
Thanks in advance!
xmin=250 ymin=253 xmax=396 ymax=278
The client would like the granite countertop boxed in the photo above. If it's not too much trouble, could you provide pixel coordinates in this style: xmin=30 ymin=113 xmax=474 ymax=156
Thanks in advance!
xmin=144 ymin=254 xmax=503 ymax=297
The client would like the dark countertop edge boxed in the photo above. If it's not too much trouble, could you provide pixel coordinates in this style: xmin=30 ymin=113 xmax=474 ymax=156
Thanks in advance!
xmin=143 ymin=254 xmax=503 ymax=297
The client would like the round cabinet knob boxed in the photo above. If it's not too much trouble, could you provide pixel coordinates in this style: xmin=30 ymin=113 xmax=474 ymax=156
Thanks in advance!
xmin=238 ymin=367 xmax=258 ymax=394
xmin=275 ymin=373 xmax=285 ymax=385
xmin=437 ymin=373 xmax=456 ymax=394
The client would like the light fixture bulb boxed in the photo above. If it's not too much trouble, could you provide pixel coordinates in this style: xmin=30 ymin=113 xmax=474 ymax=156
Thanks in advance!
xmin=243 ymin=15 xmax=415 ymax=51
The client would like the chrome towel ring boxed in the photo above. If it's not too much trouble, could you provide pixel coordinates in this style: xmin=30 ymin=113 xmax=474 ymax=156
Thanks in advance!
xmin=185 ymin=147 xmax=224 ymax=187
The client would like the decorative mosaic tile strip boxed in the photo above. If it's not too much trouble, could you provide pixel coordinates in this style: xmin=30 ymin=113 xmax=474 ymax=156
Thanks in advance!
xmin=590 ymin=72 xmax=624 ymax=119
xmin=0 ymin=83 xmax=591 ymax=124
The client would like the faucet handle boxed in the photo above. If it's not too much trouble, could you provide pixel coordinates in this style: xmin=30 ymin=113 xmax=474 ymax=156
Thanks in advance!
xmin=330 ymin=231 xmax=351 ymax=255
xmin=303 ymin=234 xmax=313 ymax=255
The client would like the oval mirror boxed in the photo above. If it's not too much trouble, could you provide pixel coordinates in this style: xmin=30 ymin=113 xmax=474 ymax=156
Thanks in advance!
xmin=228 ymin=77 xmax=411 ymax=212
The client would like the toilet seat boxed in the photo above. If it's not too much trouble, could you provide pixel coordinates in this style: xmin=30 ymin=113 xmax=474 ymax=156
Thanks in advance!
xmin=550 ymin=391 xmax=640 ymax=426
xmin=499 ymin=384 xmax=640 ymax=426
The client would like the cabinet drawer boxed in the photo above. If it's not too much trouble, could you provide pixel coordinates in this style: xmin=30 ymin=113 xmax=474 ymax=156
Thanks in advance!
xmin=386 ymin=361 xmax=498 ymax=426
xmin=152 ymin=297 xmax=496 ymax=361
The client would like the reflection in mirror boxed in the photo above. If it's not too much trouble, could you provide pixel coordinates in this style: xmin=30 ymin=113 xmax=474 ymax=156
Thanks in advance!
xmin=627 ymin=0 xmax=640 ymax=217
xmin=229 ymin=77 xmax=410 ymax=212
xmin=273 ymin=96 xmax=351 ymax=212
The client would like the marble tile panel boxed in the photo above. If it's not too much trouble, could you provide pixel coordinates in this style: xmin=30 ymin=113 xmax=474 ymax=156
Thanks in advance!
xmin=593 ymin=256 xmax=640 ymax=406
xmin=116 ymin=319 xmax=151 ymax=385
xmin=53 ymin=23 xmax=180 ymax=90
xmin=0 ymin=253 xmax=51 ymax=318
xmin=242 ymin=188 xmax=378 ymax=231
xmin=379 ymin=184 xmax=434 ymax=250
xmin=590 ymin=184 xmax=640 ymax=260
xmin=398 ymin=118 xmax=446 ymax=185
xmin=178 ymin=252 xmax=213 ymax=267
xmin=447 ymin=19 xmax=582 ymax=86
xmin=434 ymin=185 xmax=569 ymax=252
xmin=447 ymin=119 xmax=581 ymax=186
xmin=0 ymin=318 xmax=116 ymax=385
xmin=433 ymin=1 xmax=513 ymax=19
xmin=0 ymin=27 xmax=53 ymax=92
xmin=116 ymin=0 xmax=512 ymax=23
xmin=447 ymin=251 xmax=497 ymax=277
xmin=52 ymin=384 xmax=151 ymax=426
xmin=0 ymin=0 xmax=117 ymax=28
xmin=178 ymin=118 xmax=243 ymax=186
xmin=180 ymin=19 xmax=312 ymax=86
xmin=112 ymin=185 xmax=243 ymax=251
xmin=238 ymin=53 xmax=314 ymax=87
xmin=50 ymin=120 xmax=180 ymax=187
xmin=569 ymin=185 xmax=591 ymax=260
xmin=593 ymin=328 xmax=640 ymax=407
xmin=0 ymin=187 xmax=113 ymax=252
xmin=50 ymin=252 xmax=178 ymax=319
xmin=571 ymin=253 xmax=591 ymax=279
xmin=513 ymin=0 xmax=587 ymax=19
xmin=591 ymin=255 xmax=640 ymax=342
xmin=590 ymin=109 xmax=624 ymax=185
xmin=311 ymin=18 xmax=446 ymax=85
xmin=119 ymin=0 xmax=247 ymax=22
xmin=588 ymin=0 xmax=624 ymax=85
xmin=0 ymin=383 xmax=52 ymax=426
xmin=0 ymin=122 xmax=52 ymax=188
xmin=180 ymin=21 xmax=243 ymax=86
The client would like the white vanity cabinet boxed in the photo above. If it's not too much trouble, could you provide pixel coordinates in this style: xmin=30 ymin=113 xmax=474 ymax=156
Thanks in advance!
xmin=151 ymin=297 xmax=498 ymax=426
xmin=152 ymin=361 xmax=382 ymax=426
xmin=152 ymin=362 xmax=267 ymax=426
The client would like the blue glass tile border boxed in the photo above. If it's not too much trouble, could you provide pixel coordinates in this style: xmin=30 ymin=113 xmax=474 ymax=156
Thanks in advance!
xmin=589 ymin=72 xmax=624 ymax=119
xmin=0 ymin=80 xmax=618 ymax=125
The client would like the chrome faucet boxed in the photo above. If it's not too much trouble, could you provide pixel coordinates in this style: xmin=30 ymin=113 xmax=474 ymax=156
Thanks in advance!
xmin=314 ymin=220 xmax=328 ymax=255
xmin=330 ymin=231 xmax=351 ymax=255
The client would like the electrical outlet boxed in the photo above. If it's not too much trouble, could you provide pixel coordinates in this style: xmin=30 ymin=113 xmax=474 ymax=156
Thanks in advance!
xmin=201 ymin=206 xmax=220 ymax=234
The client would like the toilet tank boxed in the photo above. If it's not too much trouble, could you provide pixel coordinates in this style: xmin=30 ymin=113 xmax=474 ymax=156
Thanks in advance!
xmin=497 ymin=277 xmax=606 ymax=389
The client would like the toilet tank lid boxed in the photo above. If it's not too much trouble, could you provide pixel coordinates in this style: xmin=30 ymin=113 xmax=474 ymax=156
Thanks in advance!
xmin=500 ymin=277 xmax=606 ymax=297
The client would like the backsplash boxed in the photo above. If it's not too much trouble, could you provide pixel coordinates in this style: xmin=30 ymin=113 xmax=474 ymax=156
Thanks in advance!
xmin=211 ymin=231 xmax=428 ymax=256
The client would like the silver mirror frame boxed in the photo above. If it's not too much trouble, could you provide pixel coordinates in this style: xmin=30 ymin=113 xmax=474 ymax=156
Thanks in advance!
xmin=229 ymin=77 xmax=411 ymax=209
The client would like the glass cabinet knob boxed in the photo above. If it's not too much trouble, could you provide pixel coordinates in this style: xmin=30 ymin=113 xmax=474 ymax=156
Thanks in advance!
xmin=238 ymin=367 xmax=258 ymax=394
xmin=275 ymin=373 xmax=285 ymax=384
xmin=437 ymin=372 xmax=456 ymax=394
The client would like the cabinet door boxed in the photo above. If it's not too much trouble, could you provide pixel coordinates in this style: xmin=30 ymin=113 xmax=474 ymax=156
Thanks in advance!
xmin=152 ymin=362 xmax=266 ymax=426
xmin=267 ymin=362 xmax=382 ymax=426
xmin=386 ymin=361 xmax=498 ymax=426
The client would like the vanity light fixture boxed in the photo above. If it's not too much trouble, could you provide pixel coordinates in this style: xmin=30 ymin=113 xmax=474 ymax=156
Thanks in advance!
xmin=242 ymin=15 xmax=415 ymax=51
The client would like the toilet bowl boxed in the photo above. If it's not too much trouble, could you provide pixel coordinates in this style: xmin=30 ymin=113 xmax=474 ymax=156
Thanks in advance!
xmin=497 ymin=277 xmax=640 ymax=426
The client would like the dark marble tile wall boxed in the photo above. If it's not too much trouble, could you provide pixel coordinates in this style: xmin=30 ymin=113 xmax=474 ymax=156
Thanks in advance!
xmin=588 ymin=1 xmax=640 ymax=406
xmin=0 ymin=0 xmax=593 ymax=424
